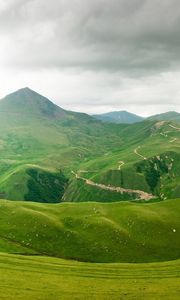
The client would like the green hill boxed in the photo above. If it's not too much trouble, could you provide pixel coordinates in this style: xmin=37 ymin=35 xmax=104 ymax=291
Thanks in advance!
xmin=0 ymin=199 xmax=179 ymax=263
xmin=64 ymin=120 xmax=180 ymax=202
xmin=0 ymin=88 xmax=124 ymax=202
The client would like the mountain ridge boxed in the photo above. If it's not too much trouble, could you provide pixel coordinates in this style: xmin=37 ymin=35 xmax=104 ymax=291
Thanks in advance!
xmin=148 ymin=111 xmax=180 ymax=122
xmin=93 ymin=110 xmax=180 ymax=124
xmin=1 ymin=88 xmax=179 ymax=123
xmin=92 ymin=110 xmax=144 ymax=124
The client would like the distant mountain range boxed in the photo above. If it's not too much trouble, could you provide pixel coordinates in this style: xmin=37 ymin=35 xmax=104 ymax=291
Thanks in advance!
xmin=2 ymin=88 xmax=179 ymax=124
xmin=93 ymin=110 xmax=180 ymax=124
xmin=92 ymin=111 xmax=144 ymax=124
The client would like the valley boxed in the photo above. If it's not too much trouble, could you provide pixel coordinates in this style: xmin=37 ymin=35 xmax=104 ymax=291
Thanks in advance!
xmin=0 ymin=88 xmax=179 ymax=299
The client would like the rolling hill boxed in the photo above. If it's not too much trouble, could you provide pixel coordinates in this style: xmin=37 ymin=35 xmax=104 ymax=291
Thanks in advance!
xmin=0 ymin=198 xmax=179 ymax=263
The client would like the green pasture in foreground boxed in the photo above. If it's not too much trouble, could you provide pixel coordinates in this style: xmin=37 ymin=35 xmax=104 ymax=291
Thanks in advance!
xmin=0 ymin=253 xmax=179 ymax=300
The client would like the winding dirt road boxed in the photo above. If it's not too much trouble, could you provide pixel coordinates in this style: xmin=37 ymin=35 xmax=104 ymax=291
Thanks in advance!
xmin=71 ymin=171 xmax=155 ymax=201
xmin=134 ymin=146 xmax=147 ymax=160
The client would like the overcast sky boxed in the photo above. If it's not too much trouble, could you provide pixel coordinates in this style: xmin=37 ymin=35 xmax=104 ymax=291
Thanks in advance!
xmin=0 ymin=0 xmax=180 ymax=116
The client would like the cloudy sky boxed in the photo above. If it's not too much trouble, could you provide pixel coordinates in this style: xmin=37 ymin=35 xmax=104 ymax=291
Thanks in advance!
xmin=0 ymin=0 xmax=180 ymax=116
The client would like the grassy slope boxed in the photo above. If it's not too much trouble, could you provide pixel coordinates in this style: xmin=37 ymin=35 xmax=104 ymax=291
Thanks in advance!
xmin=0 ymin=114 xmax=126 ymax=202
xmin=0 ymin=199 xmax=179 ymax=263
xmin=64 ymin=120 xmax=180 ymax=202
xmin=0 ymin=252 xmax=179 ymax=300
xmin=0 ymin=89 xmax=128 ymax=202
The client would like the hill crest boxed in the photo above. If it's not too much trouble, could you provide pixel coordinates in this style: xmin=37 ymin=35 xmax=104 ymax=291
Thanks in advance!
xmin=148 ymin=111 xmax=180 ymax=122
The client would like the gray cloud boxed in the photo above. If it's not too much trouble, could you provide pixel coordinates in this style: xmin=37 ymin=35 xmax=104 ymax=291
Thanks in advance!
xmin=0 ymin=0 xmax=180 ymax=115
xmin=1 ymin=0 xmax=180 ymax=74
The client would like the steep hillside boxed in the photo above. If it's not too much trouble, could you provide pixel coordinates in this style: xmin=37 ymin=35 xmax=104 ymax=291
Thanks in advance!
xmin=0 ymin=88 xmax=126 ymax=202
xmin=0 ymin=164 xmax=68 ymax=202
xmin=93 ymin=110 xmax=144 ymax=124
xmin=0 ymin=199 xmax=179 ymax=263
xmin=0 ymin=87 xmax=67 ymax=118
xmin=64 ymin=120 xmax=180 ymax=202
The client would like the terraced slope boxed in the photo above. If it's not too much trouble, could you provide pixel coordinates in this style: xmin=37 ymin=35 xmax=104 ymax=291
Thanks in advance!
xmin=0 ymin=199 xmax=179 ymax=263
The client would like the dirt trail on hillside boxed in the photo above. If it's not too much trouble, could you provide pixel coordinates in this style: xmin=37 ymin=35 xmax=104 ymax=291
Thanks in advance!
xmin=134 ymin=146 xmax=147 ymax=160
xmin=169 ymin=124 xmax=180 ymax=131
xmin=71 ymin=171 xmax=155 ymax=201
xmin=169 ymin=138 xmax=178 ymax=143
xmin=118 ymin=161 xmax=125 ymax=170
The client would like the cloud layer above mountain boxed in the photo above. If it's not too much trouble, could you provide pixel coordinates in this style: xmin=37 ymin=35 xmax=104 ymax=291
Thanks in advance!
xmin=0 ymin=0 xmax=180 ymax=115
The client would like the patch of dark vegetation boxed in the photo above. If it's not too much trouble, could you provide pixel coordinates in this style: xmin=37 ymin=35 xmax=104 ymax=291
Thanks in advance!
xmin=136 ymin=155 xmax=170 ymax=192
xmin=24 ymin=168 xmax=69 ymax=203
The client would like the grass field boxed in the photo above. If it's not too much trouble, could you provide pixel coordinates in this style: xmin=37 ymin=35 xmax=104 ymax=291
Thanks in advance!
xmin=0 ymin=199 xmax=179 ymax=263
xmin=0 ymin=253 xmax=179 ymax=300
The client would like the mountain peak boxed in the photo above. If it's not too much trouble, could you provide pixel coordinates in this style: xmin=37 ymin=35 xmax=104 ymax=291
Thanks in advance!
xmin=10 ymin=87 xmax=43 ymax=97
xmin=0 ymin=87 xmax=66 ymax=119
xmin=21 ymin=87 xmax=32 ymax=91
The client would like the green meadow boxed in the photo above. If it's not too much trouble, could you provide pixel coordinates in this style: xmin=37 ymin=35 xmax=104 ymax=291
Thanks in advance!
xmin=0 ymin=199 xmax=179 ymax=263
xmin=0 ymin=253 xmax=179 ymax=300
